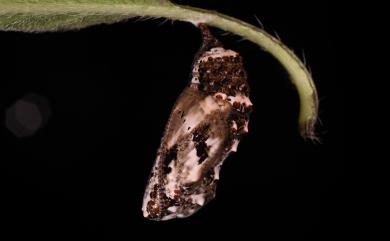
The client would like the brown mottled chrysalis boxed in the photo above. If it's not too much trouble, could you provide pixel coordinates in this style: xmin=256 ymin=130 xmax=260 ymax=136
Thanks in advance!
xmin=142 ymin=24 xmax=253 ymax=220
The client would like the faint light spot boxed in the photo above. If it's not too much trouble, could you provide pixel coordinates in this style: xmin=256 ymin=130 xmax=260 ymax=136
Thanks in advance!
xmin=5 ymin=93 xmax=51 ymax=137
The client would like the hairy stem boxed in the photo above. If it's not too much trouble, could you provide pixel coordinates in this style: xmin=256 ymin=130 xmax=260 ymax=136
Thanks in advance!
xmin=0 ymin=2 xmax=318 ymax=139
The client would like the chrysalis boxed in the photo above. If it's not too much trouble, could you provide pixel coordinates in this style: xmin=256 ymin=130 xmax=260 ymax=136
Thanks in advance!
xmin=142 ymin=24 xmax=253 ymax=220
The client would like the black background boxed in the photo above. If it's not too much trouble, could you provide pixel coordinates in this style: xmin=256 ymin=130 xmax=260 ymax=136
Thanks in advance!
xmin=1 ymin=1 xmax=342 ymax=240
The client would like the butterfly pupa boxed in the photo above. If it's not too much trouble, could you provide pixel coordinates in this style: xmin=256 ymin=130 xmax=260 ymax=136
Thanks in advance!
xmin=142 ymin=24 xmax=253 ymax=220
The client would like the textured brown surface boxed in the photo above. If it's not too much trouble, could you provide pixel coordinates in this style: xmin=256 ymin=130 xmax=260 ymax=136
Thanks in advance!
xmin=142 ymin=25 xmax=252 ymax=220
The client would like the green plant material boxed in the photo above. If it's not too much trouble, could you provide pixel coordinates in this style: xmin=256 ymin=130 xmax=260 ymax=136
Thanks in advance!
xmin=0 ymin=0 xmax=319 ymax=139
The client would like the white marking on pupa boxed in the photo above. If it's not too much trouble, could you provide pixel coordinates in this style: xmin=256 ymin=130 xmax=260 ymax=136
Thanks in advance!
xmin=213 ymin=163 xmax=223 ymax=180
xmin=231 ymin=120 xmax=238 ymax=132
xmin=191 ymin=194 xmax=206 ymax=206
xmin=167 ymin=96 xmax=221 ymax=149
xmin=227 ymin=94 xmax=253 ymax=108
xmin=231 ymin=139 xmax=240 ymax=152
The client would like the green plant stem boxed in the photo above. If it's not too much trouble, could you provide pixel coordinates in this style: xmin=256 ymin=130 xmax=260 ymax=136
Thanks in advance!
xmin=0 ymin=2 xmax=318 ymax=139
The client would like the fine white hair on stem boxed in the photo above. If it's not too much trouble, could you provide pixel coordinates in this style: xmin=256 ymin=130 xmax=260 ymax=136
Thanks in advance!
xmin=302 ymin=49 xmax=307 ymax=65
xmin=157 ymin=18 xmax=169 ymax=26
xmin=273 ymin=30 xmax=282 ymax=41
xmin=133 ymin=15 xmax=159 ymax=23
xmin=254 ymin=14 xmax=264 ymax=29
xmin=237 ymin=37 xmax=247 ymax=42
xmin=217 ymin=29 xmax=234 ymax=37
